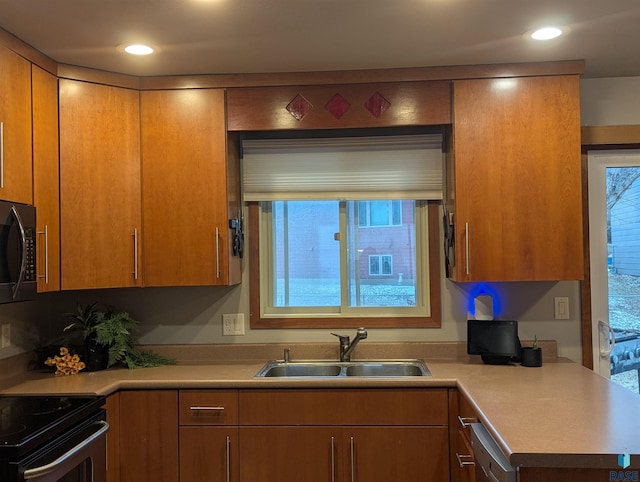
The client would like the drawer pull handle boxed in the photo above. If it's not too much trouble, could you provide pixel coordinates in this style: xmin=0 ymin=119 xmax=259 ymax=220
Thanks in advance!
xmin=458 ymin=415 xmax=478 ymax=428
xmin=190 ymin=406 xmax=225 ymax=411
xmin=456 ymin=453 xmax=475 ymax=467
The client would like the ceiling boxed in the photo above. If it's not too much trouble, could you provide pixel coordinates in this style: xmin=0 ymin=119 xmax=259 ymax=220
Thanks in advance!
xmin=1 ymin=0 xmax=639 ymax=79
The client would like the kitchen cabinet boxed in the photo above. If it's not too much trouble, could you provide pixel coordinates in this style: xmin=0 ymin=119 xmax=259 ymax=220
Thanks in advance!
xmin=140 ymin=89 xmax=242 ymax=287
xmin=105 ymin=393 xmax=120 ymax=482
xmin=238 ymin=388 xmax=449 ymax=482
xmin=118 ymin=390 xmax=179 ymax=482
xmin=179 ymin=390 xmax=239 ymax=482
xmin=59 ymin=79 xmax=142 ymax=289
xmin=0 ymin=45 xmax=32 ymax=204
xmin=448 ymin=75 xmax=583 ymax=281
xmin=31 ymin=65 xmax=60 ymax=292
xmin=449 ymin=390 xmax=478 ymax=482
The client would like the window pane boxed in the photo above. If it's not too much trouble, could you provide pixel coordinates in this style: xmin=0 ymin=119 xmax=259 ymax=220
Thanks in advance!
xmin=369 ymin=200 xmax=390 ymax=226
xmin=272 ymin=201 xmax=340 ymax=306
xmin=347 ymin=201 xmax=417 ymax=307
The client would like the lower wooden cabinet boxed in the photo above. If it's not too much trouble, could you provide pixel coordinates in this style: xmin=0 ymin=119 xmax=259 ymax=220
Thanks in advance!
xmin=180 ymin=426 xmax=239 ymax=482
xmin=239 ymin=426 xmax=448 ymax=482
xmin=113 ymin=388 xmax=451 ymax=482
xmin=118 ymin=390 xmax=179 ymax=482
xmin=449 ymin=389 xmax=478 ymax=482
xmin=238 ymin=388 xmax=450 ymax=482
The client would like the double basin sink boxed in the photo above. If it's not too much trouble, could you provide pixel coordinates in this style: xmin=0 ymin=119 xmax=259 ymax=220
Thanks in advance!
xmin=255 ymin=359 xmax=431 ymax=378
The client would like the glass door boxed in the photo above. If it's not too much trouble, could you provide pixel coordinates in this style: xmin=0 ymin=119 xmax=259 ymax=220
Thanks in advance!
xmin=588 ymin=150 xmax=640 ymax=393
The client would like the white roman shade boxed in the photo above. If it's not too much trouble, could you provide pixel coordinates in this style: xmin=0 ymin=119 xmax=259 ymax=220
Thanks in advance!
xmin=241 ymin=134 xmax=444 ymax=201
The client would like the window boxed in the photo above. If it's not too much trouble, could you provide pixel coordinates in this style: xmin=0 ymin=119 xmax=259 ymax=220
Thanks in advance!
xmin=243 ymin=132 xmax=443 ymax=329
xmin=358 ymin=201 xmax=402 ymax=227
xmin=369 ymin=254 xmax=393 ymax=276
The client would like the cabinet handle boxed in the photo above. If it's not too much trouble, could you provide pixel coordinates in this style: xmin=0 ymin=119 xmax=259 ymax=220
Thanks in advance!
xmin=456 ymin=453 xmax=475 ymax=467
xmin=189 ymin=406 xmax=225 ymax=411
xmin=0 ymin=121 xmax=4 ymax=189
xmin=458 ymin=415 xmax=478 ymax=428
xmin=330 ymin=436 xmax=335 ymax=482
xmin=350 ymin=436 xmax=355 ymax=482
xmin=132 ymin=228 xmax=139 ymax=280
xmin=37 ymin=225 xmax=49 ymax=284
xmin=465 ymin=221 xmax=470 ymax=275
xmin=226 ymin=435 xmax=231 ymax=482
xmin=215 ymin=226 xmax=220 ymax=279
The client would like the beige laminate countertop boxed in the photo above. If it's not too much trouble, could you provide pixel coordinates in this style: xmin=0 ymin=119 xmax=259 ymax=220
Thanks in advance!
xmin=2 ymin=352 xmax=640 ymax=470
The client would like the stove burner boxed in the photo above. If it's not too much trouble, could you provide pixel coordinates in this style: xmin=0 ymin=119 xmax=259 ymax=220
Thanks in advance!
xmin=25 ymin=398 xmax=72 ymax=416
xmin=0 ymin=423 xmax=27 ymax=439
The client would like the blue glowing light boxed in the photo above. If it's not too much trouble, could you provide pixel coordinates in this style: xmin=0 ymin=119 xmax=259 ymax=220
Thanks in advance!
xmin=467 ymin=283 xmax=502 ymax=317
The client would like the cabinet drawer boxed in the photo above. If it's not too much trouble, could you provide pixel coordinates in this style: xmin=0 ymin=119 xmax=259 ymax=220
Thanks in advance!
xmin=458 ymin=392 xmax=480 ymax=440
xmin=239 ymin=388 xmax=448 ymax=426
xmin=179 ymin=390 xmax=238 ymax=425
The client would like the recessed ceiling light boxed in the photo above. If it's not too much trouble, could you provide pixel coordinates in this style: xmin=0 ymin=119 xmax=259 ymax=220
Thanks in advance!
xmin=531 ymin=27 xmax=564 ymax=41
xmin=123 ymin=44 xmax=155 ymax=55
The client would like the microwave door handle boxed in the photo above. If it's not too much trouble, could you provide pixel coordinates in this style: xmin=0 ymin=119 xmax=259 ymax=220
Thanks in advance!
xmin=9 ymin=205 xmax=27 ymax=299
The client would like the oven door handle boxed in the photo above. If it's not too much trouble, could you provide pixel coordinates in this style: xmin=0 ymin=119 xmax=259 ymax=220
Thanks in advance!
xmin=23 ymin=421 xmax=109 ymax=480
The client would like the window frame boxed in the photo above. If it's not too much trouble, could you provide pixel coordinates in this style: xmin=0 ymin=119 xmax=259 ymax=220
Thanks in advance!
xmin=248 ymin=201 xmax=442 ymax=329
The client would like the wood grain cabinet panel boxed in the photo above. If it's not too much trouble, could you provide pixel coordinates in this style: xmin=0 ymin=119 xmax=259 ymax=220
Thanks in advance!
xmin=140 ymin=89 xmax=242 ymax=287
xmin=118 ymin=390 xmax=179 ymax=482
xmin=179 ymin=390 xmax=239 ymax=482
xmin=59 ymin=79 xmax=142 ymax=289
xmin=449 ymin=75 xmax=583 ymax=281
xmin=31 ymin=65 xmax=60 ymax=292
xmin=239 ymin=388 xmax=449 ymax=482
xmin=0 ymin=45 xmax=32 ymax=204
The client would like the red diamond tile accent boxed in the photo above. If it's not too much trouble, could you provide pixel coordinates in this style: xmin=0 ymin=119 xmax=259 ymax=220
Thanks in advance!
xmin=286 ymin=94 xmax=313 ymax=121
xmin=364 ymin=92 xmax=391 ymax=118
xmin=325 ymin=93 xmax=351 ymax=119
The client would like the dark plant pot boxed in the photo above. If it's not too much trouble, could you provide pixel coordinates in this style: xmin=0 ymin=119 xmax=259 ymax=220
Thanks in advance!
xmin=521 ymin=347 xmax=543 ymax=367
xmin=84 ymin=338 xmax=109 ymax=372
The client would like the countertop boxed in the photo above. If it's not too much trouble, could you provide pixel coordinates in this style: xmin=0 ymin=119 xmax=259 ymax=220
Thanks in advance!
xmin=2 ymin=344 xmax=639 ymax=470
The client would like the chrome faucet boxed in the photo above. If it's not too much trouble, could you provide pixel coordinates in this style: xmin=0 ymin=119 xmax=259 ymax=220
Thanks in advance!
xmin=331 ymin=327 xmax=368 ymax=362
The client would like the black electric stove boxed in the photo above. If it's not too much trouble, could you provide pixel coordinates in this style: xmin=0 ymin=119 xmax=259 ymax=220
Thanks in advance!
xmin=0 ymin=396 xmax=106 ymax=459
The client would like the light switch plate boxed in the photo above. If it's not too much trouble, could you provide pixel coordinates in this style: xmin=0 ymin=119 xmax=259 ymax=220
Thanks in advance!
xmin=554 ymin=297 xmax=570 ymax=320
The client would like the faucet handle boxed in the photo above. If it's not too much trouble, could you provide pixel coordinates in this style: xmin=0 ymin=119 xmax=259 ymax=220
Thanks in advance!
xmin=330 ymin=332 xmax=350 ymax=345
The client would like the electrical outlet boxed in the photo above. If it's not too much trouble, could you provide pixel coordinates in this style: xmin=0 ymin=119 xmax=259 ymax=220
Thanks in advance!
xmin=222 ymin=313 xmax=245 ymax=336
xmin=1 ymin=323 xmax=10 ymax=348
xmin=554 ymin=297 xmax=570 ymax=320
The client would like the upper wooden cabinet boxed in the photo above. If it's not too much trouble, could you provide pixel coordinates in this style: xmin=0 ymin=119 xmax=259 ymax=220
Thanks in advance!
xmin=32 ymin=65 xmax=60 ymax=292
xmin=0 ymin=45 xmax=33 ymax=204
xmin=140 ymin=89 xmax=241 ymax=287
xmin=59 ymin=79 xmax=142 ymax=290
xmin=447 ymin=75 xmax=584 ymax=282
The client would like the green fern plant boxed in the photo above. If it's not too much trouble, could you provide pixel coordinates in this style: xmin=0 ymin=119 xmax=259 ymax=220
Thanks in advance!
xmin=64 ymin=303 xmax=175 ymax=369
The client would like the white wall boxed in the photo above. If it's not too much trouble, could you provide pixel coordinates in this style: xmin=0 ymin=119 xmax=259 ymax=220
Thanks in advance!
xmin=581 ymin=76 xmax=640 ymax=126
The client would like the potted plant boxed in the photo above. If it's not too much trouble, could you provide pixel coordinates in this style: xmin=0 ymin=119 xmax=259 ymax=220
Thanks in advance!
xmin=64 ymin=302 xmax=174 ymax=370
xmin=520 ymin=335 xmax=543 ymax=367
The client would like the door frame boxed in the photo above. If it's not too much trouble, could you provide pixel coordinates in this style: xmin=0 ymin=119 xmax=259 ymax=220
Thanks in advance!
xmin=580 ymin=125 xmax=640 ymax=369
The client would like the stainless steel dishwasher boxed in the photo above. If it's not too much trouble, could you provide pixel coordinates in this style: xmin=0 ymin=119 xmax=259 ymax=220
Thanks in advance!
xmin=470 ymin=423 xmax=517 ymax=482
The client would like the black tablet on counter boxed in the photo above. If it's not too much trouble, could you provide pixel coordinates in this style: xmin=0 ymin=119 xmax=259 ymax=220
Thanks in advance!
xmin=467 ymin=319 xmax=521 ymax=365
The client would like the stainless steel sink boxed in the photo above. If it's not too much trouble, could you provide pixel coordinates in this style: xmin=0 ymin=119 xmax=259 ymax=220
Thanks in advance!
xmin=260 ymin=363 xmax=342 ymax=378
xmin=255 ymin=359 xmax=430 ymax=378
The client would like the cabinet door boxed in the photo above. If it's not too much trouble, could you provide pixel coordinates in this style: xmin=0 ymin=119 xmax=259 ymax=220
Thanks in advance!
xmin=239 ymin=426 xmax=340 ymax=482
xmin=141 ymin=89 xmax=240 ymax=287
xmin=451 ymin=75 xmax=583 ymax=281
xmin=59 ymin=79 xmax=142 ymax=289
xmin=105 ymin=393 xmax=120 ymax=482
xmin=118 ymin=390 xmax=179 ymax=482
xmin=0 ymin=45 xmax=32 ymax=204
xmin=345 ymin=427 xmax=450 ymax=482
xmin=180 ymin=427 xmax=238 ymax=482
xmin=32 ymin=65 xmax=60 ymax=292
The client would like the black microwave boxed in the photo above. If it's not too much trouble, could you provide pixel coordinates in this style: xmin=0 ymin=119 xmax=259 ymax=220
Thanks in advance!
xmin=0 ymin=201 xmax=36 ymax=303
